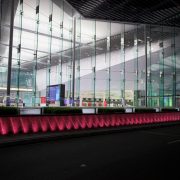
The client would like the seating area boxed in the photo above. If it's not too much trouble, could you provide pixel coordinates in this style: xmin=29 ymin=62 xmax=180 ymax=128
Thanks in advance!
xmin=0 ymin=112 xmax=180 ymax=135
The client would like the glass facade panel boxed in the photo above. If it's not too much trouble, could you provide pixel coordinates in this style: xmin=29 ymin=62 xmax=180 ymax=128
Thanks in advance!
xmin=0 ymin=0 xmax=180 ymax=108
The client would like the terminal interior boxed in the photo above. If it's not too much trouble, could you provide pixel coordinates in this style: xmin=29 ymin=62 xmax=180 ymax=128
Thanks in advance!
xmin=0 ymin=0 xmax=180 ymax=107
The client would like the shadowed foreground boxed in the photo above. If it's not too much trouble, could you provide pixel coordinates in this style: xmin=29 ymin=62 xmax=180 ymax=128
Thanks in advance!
xmin=0 ymin=125 xmax=180 ymax=179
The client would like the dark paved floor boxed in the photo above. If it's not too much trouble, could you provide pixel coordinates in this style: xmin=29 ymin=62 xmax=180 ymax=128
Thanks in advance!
xmin=1 ymin=125 xmax=180 ymax=180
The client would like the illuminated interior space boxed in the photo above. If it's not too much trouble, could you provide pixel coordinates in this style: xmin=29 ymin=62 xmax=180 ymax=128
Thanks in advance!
xmin=0 ymin=0 xmax=180 ymax=108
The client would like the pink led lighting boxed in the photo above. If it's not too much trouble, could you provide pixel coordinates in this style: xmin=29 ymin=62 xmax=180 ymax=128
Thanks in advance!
xmin=48 ymin=116 xmax=57 ymax=132
xmin=79 ymin=115 xmax=86 ymax=129
xmin=31 ymin=117 xmax=40 ymax=133
xmin=0 ymin=112 xmax=180 ymax=136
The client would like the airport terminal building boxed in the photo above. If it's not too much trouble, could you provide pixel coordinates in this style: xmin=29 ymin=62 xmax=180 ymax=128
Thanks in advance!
xmin=0 ymin=0 xmax=180 ymax=108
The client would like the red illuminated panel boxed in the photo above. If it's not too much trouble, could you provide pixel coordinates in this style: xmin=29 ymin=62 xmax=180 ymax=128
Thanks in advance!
xmin=72 ymin=116 xmax=80 ymax=130
xmin=0 ymin=112 xmax=180 ymax=136
xmin=10 ymin=117 xmax=21 ymax=134
xmin=86 ymin=115 xmax=93 ymax=129
xmin=65 ymin=116 xmax=73 ymax=130
xmin=0 ymin=117 xmax=10 ymax=135
xmin=48 ymin=116 xmax=57 ymax=132
xmin=20 ymin=117 xmax=31 ymax=133
xmin=56 ymin=116 xmax=65 ymax=131
xmin=31 ymin=117 xmax=40 ymax=133
xmin=79 ymin=115 xmax=86 ymax=129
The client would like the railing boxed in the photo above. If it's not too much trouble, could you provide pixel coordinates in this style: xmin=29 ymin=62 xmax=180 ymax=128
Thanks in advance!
xmin=0 ymin=112 xmax=180 ymax=135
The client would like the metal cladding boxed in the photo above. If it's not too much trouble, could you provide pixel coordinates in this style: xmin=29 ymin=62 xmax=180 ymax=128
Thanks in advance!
xmin=67 ymin=0 xmax=180 ymax=27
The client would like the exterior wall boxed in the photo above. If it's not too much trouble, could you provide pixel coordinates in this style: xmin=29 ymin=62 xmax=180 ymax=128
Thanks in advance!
xmin=0 ymin=0 xmax=180 ymax=107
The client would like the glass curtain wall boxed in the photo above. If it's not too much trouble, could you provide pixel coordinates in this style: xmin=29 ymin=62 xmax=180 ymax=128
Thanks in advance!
xmin=76 ymin=20 xmax=180 ymax=108
xmin=0 ymin=0 xmax=74 ymax=107
xmin=175 ymin=27 xmax=180 ymax=107
xmin=0 ymin=0 xmax=180 ymax=108
xmin=0 ymin=0 xmax=12 ymax=99
xmin=147 ymin=25 xmax=180 ymax=107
